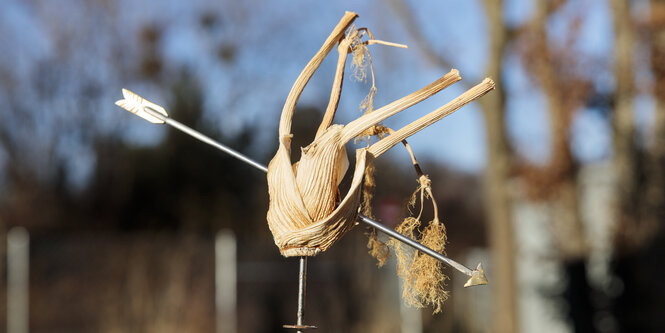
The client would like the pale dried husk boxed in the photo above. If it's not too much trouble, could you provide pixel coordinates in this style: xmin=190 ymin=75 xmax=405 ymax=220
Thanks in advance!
xmin=267 ymin=127 xmax=371 ymax=256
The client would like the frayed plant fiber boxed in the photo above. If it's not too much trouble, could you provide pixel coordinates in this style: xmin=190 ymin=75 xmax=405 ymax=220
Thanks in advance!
xmin=348 ymin=25 xmax=369 ymax=83
xmin=383 ymin=144 xmax=449 ymax=314
xmin=403 ymin=221 xmax=449 ymax=314
xmin=355 ymin=95 xmax=452 ymax=313
xmin=388 ymin=203 xmax=449 ymax=313
xmin=366 ymin=228 xmax=390 ymax=267
xmin=351 ymin=36 xmax=394 ymax=266
xmin=349 ymin=25 xmax=382 ymax=140
xmin=388 ymin=216 xmax=420 ymax=277
xmin=361 ymin=158 xmax=377 ymax=217
xmin=362 ymin=158 xmax=390 ymax=266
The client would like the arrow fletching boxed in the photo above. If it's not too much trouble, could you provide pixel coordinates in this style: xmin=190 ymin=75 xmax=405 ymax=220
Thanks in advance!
xmin=115 ymin=88 xmax=168 ymax=124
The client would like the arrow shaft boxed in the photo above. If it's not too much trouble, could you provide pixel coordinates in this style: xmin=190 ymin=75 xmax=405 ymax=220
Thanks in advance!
xmin=168 ymin=117 xmax=269 ymax=173
xmin=144 ymin=107 xmax=476 ymax=278
xmin=145 ymin=107 xmax=268 ymax=173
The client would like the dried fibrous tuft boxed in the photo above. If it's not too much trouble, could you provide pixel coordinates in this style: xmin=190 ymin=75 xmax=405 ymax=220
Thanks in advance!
xmin=367 ymin=228 xmax=390 ymax=267
xmin=403 ymin=221 xmax=449 ymax=314
xmin=389 ymin=217 xmax=420 ymax=277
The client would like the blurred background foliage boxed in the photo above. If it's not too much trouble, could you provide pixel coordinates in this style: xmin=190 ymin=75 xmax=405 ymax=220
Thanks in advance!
xmin=0 ymin=0 xmax=664 ymax=332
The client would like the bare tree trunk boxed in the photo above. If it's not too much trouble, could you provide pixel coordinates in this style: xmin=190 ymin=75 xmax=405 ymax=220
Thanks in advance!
xmin=610 ymin=0 xmax=640 ymax=249
xmin=480 ymin=1 xmax=517 ymax=332
xmin=644 ymin=0 xmax=665 ymax=239
xmin=530 ymin=0 xmax=588 ymax=261
xmin=519 ymin=2 xmax=597 ymax=331
xmin=610 ymin=5 xmax=665 ymax=328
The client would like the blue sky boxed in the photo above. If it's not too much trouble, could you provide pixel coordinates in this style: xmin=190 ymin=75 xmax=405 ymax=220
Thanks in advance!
xmin=0 ymin=0 xmax=626 ymax=189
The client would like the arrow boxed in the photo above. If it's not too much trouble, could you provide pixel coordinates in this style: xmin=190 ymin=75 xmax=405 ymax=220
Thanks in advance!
xmin=116 ymin=89 xmax=268 ymax=173
xmin=115 ymin=89 xmax=488 ymax=288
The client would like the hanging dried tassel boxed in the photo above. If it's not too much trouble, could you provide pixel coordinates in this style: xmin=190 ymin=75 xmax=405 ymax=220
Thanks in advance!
xmin=362 ymin=158 xmax=391 ymax=266
xmin=405 ymin=219 xmax=449 ymax=314
xmin=366 ymin=228 xmax=390 ymax=267
xmin=382 ymin=135 xmax=450 ymax=314
xmin=389 ymin=216 xmax=420 ymax=278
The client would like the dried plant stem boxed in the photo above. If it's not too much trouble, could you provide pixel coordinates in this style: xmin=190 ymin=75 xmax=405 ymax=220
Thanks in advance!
xmin=384 ymin=129 xmax=440 ymax=221
xmin=369 ymin=78 xmax=495 ymax=158
xmin=366 ymin=39 xmax=408 ymax=48
xmin=279 ymin=11 xmax=358 ymax=138
xmin=316 ymin=38 xmax=352 ymax=138
xmin=341 ymin=69 xmax=461 ymax=143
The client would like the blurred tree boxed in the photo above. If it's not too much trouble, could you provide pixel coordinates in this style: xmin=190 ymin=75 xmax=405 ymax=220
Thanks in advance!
xmin=478 ymin=1 xmax=518 ymax=332
xmin=517 ymin=1 xmax=597 ymax=331
xmin=611 ymin=0 xmax=639 ymax=246
xmin=610 ymin=0 xmax=665 ymax=331
xmin=641 ymin=0 xmax=665 ymax=242
xmin=520 ymin=0 xmax=590 ymax=259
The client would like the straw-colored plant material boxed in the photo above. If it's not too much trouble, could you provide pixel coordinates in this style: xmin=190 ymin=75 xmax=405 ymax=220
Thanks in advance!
xmin=403 ymin=221 xmax=449 ymax=313
xmin=361 ymin=144 xmax=391 ymax=267
xmin=390 ymin=216 xmax=420 ymax=277
xmin=372 ymin=132 xmax=449 ymax=313
xmin=366 ymin=228 xmax=390 ymax=267
xmin=266 ymin=11 xmax=495 ymax=264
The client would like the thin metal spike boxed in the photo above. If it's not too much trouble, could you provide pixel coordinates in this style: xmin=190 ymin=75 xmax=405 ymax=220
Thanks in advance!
xmin=283 ymin=257 xmax=316 ymax=331
xmin=143 ymin=106 xmax=268 ymax=173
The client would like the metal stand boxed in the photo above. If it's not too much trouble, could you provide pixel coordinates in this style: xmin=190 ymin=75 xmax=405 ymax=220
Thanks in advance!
xmin=283 ymin=257 xmax=316 ymax=331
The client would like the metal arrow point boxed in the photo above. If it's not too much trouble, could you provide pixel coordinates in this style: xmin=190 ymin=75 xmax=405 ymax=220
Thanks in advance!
xmin=114 ymin=89 xmax=488 ymax=289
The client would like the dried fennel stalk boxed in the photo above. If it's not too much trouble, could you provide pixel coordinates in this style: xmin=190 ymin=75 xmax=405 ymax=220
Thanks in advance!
xmin=368 ymin=78 xmax=495 ymax=158
xmin=266 ymin=11 xmax=495 ymax=267
xmin=278 ymin=11 xmax=358 ymax=139
xmin=316 ymin=36 xmax=352 ymax=139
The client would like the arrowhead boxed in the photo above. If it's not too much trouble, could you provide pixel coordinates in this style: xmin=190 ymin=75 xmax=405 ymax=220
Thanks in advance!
xmin=463 ymin=262 xmax=488 ymax=288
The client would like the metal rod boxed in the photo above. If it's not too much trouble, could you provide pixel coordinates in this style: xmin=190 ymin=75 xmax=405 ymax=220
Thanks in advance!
xmin=283 ymin=256 xmax=316 ymax=331
xmin=141 ymin=106 xmax=483 ymax=280
xmin=297 ymin=257 xmax=307 ymax=332
xmin=145 ymin=107 xmax=268 ymax=173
